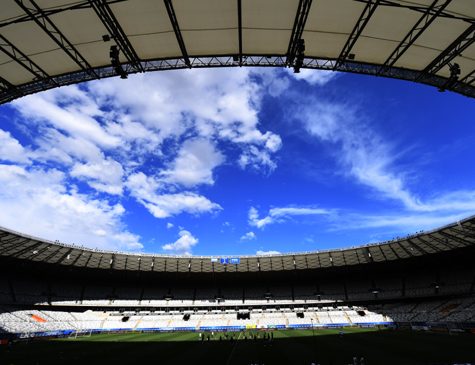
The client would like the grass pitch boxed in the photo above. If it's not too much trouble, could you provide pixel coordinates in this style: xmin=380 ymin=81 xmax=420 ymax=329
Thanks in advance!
xmin=1 ymin=327 xmax=474 ymax=365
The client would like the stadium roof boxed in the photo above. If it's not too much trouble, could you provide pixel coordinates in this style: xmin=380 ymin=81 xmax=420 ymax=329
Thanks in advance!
xmin=1 ymin=215 xmax=474 ymax=274
xmin=1 ymin=0 xmax=475 ymax=105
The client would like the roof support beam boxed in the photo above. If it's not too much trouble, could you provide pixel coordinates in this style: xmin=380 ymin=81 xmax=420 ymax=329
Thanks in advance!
xmin=47 ymin=247 xmax=74 ymax=270
xmin=286 ymin=0 xmax=313 ymax=67
xmin=415 ymin=236 xmax=447 ymax=252
xmin=353 ymin=0 xmax=474 ymax=24
xmin=417 ymin=23 xmax=475 ymax=82
xmin=14 ymin=0 xmax=97 ymax=76
xmin=377 ymin=246 xmax=387 ymax=262
xmin=334 ymin=0 xmax=380 ymax=70
xmin=24 ymin=244 xmax=50 ymax=260
xmin=0 ymin=76 xmax=23 ymax=98
xmin=237 ymin=0 xmax=243 ymax=66
xmin=89 ymin=0 xmax=143 ymax=72
xmin=448 ymin=227 xmax=475 ymax=240
xmin=0 ymin=240 xmax=30 ymax=256
xmin=437 ymin=231 xmax=473 ymax=247
xmin=6 ymin=241 xmax=43 ymax=259
xmin=406 ymin=239 xmax=429 ymax=255
xmin=40 ymin=246 xmax=63 ymax=264
xmin=81 ymin=253 xmax=93 ymax=273
xmin=459 ymin=69 xmax=475 ymax=85
xmin=164 ymin=0 xmax=191 ymax=68
xmin=379 ymin=0 xmax=452 ymax=74
xmin=0 ymin=34 xmax=56 ymax=85
xmin=0 ymin=0 xmax=126 ymax=29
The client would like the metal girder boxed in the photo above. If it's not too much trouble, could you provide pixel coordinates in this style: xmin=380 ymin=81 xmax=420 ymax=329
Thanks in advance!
xmin=353 ymin=0 xmax=474 ymax=24
xmin=6 ymin=241 xmax=43 ymax=259
xmin=286 ymin=0 xmax=312 ymax=67
xmin=69 ymin=250 xmax=84 ymax=268
xmin=24 ymin=244 xmax=51 ymax=260
xmin=2 ymin=56 xmax=475 ymax=105
xmin=39 ymin=246 xmax=63 ymax=264
xmin=96 ymin=254 xmax=104 ymax=269
xmin=459 ymin=69 xmax=475 ymax=86
xmin=415 ymin=236 xmax=446 ymax=251
xmin=334 ymin=0 xmax=380 ymax=70
xmin=449 ymin=227 xmax=475 ymax=240
xmin=0 ymin=78 xmax=22 ymax=96
xmin=362 ymin=247 xmax=373 ymax=263
xmin=437 ymin=231 xmax=473 ymax=247
xmin=163 ymin=0 xmax=190 ymax=69
xmin=88 ymin=0 xmax=143 ymax=72
xmin=379 ymin=0 xmax=452 ymax=74
xmin=0 ymin=237 xmax=25 ymax=249
xmin=406 ymin=239 xmax=429 ymax=255
xmin=0 ymin=0 xmax=126 ymax=29
xmin=237 ymin=0 xmax=243 ymax=66
xmin=377 ymin=246 xmax=387 ymax=262
xmin=0 ymin=34 xmax=56 ymax=85
xmin=425 ymin=233 xmax=460 ymax=249
xmin=14 ymin=0 xmax=97 ymax=76
xmin=387 ymin=244 xmax=401 ymax=260
xmin=81 ymin=252 xmax=93 ymax=272
xmin=397 ymin=242 xmax=414 ymax=258
xmin=417 ymin=23 xmax=475 ymax=82
xmin=48 ymin=247 xmax=74 ymax=269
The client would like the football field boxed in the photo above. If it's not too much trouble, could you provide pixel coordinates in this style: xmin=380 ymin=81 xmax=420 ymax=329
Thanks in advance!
xmin=1 ymin=327 xmax=474 ymax=365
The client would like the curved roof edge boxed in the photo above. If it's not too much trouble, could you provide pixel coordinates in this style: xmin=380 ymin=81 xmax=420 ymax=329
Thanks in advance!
xmin=2 ymin=56 xmax=475 ymax=106
xmin=1 ymin=214 xmax=474 ymax=260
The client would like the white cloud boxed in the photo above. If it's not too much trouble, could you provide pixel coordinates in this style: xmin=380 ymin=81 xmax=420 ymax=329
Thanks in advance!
xmin=126 ymin=172 xmax=222 ymax=218
xmin=162 ymin=230 xmax=198 ymax=255
xmin=70 ymin=157 xmax=124 ymax=195
xmin=240 ymin=231 xmax=256 ymax=241
xmin=285 ymin=68 xmax=339 ymax=86
xmin=167 ymin=223 xmax=174 ymax=229
xmin=295 ymin=99 xmax=475 ymax=214
xmin=160 ymin=138 xmax=225 ymax=187
xmin=256 ymin=250 xmax=281 ymax=255
xmin=0 ymin=164 xmax=141 ymax=251
xmin=0 ymin=129 xmax=31 ymax=164
xmin=249 ymin=206 xmax=332 ymax=229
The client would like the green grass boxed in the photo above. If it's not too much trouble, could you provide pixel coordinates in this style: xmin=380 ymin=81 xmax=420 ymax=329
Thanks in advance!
xmin=1 ymin=328 xmax=474 ymax=365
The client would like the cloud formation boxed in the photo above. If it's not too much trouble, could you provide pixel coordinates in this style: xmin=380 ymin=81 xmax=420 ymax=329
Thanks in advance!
xmin=240 ymin=231 xmax=256 ymax=241
xmin=249 ymin=206 xmax=333 ymax=229
xmin=162 ymin=230 xmax=198 ymax=255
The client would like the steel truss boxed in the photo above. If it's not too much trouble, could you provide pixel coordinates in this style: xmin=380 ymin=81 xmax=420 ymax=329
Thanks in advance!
xmin=14 ymin=0 xmax=96 ymax=77
xmin=286 ymin=0 xmax=313 ymax=68
xmin=334 ymin=0 xmax=380 ymax=70
xmin=164 ymin=0 xmax=191 ymax=68
xmin=0 ymin=34 xmax=57 ymax=87
xmin=2 ymin=55 xmax=475 ymax=105
xmin=89 ymin=0 xmax=143 ymax=72
xmin=418 ymin=23 xmax=475 ymax=82
xmin=378 ymin=0 xmax=452 ymax=75
xmin=0 ymin=0 xmax=126 ymax=29
xmin=353 ymin=0 xmax=475 ymax=24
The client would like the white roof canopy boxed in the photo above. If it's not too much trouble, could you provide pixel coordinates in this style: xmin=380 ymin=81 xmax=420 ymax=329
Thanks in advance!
xmin=1 ymin=0 xmax=475 ymax=103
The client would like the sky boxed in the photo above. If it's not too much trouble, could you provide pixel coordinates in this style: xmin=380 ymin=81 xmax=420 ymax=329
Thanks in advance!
xmin=0 ymin=67 xmax=474 ymax=256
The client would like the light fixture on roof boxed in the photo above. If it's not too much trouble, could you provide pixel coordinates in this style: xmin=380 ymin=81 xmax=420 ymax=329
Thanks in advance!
xmin=438 ymin=63 xmax=461 ymax=92
xmin=110 ymin=45 xmax=128 ymax=79
xmin=293 ymin=39 xmax=305 ymax=73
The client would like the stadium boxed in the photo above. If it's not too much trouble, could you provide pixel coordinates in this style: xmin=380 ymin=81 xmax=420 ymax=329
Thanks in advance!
xmin=1 ymin=0 xmax=475 ymax=364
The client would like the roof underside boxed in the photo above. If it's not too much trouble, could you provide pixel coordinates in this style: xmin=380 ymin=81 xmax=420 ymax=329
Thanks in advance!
xmin=1 ymin=0 xmax=475 ymax=104
xmin=1 ymin=215 xmax=474 ymax=274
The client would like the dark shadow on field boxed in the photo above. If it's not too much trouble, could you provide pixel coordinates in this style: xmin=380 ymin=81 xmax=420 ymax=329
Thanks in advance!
xmin=1 ymin=329 xmax=474 ymax=365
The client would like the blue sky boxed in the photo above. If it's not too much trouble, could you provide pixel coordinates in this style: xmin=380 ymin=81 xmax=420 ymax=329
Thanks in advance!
xmin=0 ymin=67 xmax=474 ymax=256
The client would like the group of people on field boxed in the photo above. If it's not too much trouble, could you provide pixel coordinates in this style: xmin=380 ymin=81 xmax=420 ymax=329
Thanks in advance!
xmin=198 ymin=330 xmax=275 ymax=345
